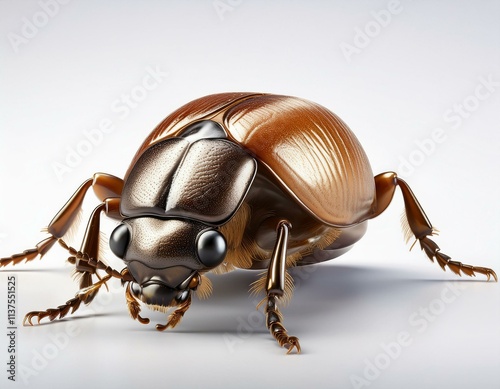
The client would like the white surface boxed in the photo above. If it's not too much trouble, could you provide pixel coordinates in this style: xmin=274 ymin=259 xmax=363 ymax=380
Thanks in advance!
xmin=0 ymin=1 xmax=499 ymax=388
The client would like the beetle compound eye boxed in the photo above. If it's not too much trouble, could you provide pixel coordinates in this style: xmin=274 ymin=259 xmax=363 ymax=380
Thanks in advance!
xmin=196 ymin=229 xmax=227 ymax=268
xmin=109 ymin=223 xmax=131 ymax=259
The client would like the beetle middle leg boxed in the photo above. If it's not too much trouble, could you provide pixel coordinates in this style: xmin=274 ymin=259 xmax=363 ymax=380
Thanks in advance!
xmin=23 ymin=249 xmax=133 ymax=325
xmin=371 ymin=172 xmax=497 ymax=281
xmin=24 ymin=267 xmax=133 ymax=325
xmin=24 ymin=274 xmax=113 ymax=325
xmin=262 ymin=220 xmax=301 ymax=354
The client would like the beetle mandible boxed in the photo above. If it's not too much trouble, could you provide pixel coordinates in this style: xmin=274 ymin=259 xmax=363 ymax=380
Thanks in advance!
xmin=1 ymin=92 xmax=496 ymax=354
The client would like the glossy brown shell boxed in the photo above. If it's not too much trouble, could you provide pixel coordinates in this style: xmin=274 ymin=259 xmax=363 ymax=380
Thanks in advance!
xmin=126 ymin=93 xmax=375 ymax=227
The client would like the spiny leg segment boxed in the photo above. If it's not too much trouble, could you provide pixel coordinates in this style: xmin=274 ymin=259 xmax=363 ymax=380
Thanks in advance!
xmin=372 ymin=172 xmax=497 ymax=281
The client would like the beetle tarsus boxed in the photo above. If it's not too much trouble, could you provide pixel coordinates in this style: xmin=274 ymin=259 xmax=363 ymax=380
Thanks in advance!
xmin=22 ymin=275 xmax=112 ymax=326
xmin=419 ymin=236 xmax=497 ymax=282
xmin=265 ymin=294 xmax=301 ymax=354
xmin=0 ymin=236 xmax=57 ymax=268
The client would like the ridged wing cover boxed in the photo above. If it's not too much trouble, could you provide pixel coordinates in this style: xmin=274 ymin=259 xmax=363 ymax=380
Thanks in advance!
xmin=126 ymin=92 xmax=262 ymax=174
xmin=222 ymin=95 xmax=375 ymax=226
xmin=127 ymin=93 xmax=375 ymax=227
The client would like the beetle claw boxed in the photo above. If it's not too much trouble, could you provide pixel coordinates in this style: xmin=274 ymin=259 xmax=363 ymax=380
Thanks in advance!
xmin=285 ymin=337 xmax=301 ymax=354
xmin=23 ymin=310 xmax=51 ymax=326
xmin=418 ymin=236 xmax=497 ymax=282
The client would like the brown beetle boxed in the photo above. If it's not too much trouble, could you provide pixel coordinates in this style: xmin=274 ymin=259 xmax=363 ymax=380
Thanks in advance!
xmin=1 ymin=92 xmax=496 ymax=353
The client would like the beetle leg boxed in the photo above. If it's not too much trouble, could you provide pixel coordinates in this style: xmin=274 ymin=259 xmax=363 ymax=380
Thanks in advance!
xmin=23 ymin=266 xmax=133 ymax=326
xmin=0 ymin=173 xmax=123 ymax=269
xmin=24 ymin=274 xmax=112 ymax=325
xmin=371 ymin=172 xmax=497 ymax=281
xmin=69 ymin=197 xmax=122 ymax=303
xmin=263 ymin=220 xmax=301 ymax=354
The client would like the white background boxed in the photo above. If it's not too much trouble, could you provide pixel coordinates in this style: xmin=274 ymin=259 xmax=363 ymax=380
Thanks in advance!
xmin=0 ymin=1 xmax=499 ymax=388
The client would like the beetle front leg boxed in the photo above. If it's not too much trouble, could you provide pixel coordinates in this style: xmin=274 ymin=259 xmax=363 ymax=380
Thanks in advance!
xmin=264 ymin=220 xmax=301 ymax=354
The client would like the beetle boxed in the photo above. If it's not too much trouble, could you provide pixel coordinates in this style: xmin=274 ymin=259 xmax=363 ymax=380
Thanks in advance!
xmin=1 ymin=92 xmax=497 ymax=353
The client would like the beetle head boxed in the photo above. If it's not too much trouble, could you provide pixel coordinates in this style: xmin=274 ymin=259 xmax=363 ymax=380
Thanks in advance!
xmin=110 ymin=124 xmax=257 ymax=310
xmin=110 ymin=218 xmax=226 ymax=309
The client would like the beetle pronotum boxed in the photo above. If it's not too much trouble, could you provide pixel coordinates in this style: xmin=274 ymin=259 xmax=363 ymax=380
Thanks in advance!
xmin=1 ymin=93 xmax=496 ymax=353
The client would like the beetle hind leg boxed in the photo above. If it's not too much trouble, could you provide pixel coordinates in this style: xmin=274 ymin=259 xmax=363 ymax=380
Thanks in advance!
xmin=0 ymin=236 xmax=57 ymax=268
xmin=0 ymin=173 xmax=123 ymax=270
xmin=372 ymin=172 xmax=497 ymax=281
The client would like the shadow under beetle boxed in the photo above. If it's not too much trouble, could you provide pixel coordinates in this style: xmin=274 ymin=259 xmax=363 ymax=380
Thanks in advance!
xmin=1 ymin=93 xmax=497 ymax=353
